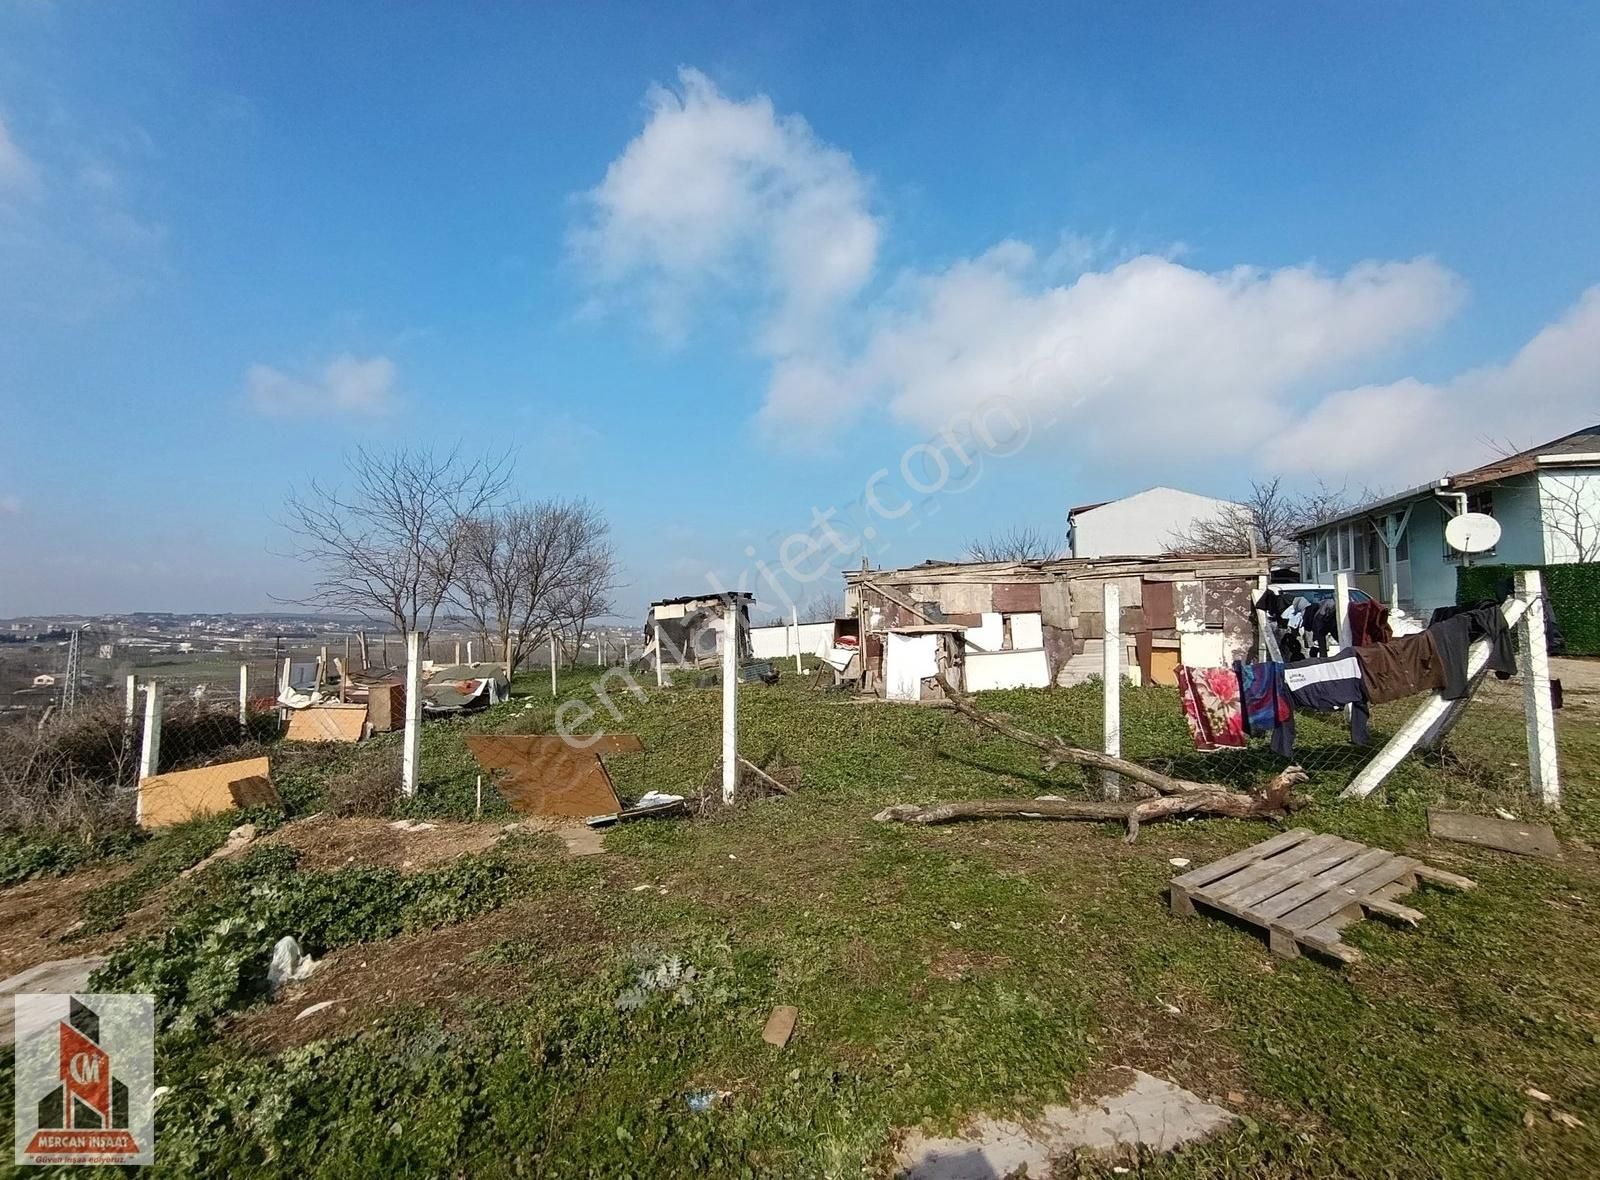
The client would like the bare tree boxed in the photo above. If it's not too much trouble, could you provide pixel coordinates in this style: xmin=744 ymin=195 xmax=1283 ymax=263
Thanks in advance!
xmin=966 ymin=525 xmax=1058 ymax=563
xmin=453 ymin=498 xmax=615 ymax=677
xmin=554 ymin=536 xmax=620 ymax=663
xmin=1166 ymin=479 xmax=1361 ymax=556
xmin=802 ymin=591 xmax=842 ymax=622
xmin=281 ymin=447 xmax=510 ymax=642
xmin=1539 ymin=476 xmax=1600 ymax=562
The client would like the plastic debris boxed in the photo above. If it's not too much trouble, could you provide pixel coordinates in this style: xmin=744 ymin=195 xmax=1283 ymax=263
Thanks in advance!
xmin=685 ymin=1090 xmax=731 ymax=1112
xmin=295 ymin=999 xmax=345 ymax=1021
xmin=267 ymin=936 xmax=318 ymax=994
xmin=1169 ymin=857 xmax=1191 ymax=868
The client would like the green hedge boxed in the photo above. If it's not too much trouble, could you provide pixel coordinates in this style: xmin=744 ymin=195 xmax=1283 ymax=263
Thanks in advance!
xmin=1457 ymin=562 xmax=1600 ymax=656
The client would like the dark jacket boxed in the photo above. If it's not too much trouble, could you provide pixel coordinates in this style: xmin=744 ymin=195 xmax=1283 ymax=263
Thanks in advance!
xmin=1356 ymin=632 xmax=1446 ymax=704
xmin=1428 ymin=603 xmax=1516 ymax=700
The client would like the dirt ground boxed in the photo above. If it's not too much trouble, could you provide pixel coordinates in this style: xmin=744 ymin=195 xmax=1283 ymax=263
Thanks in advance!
xmin=0 ymin=864 xmax=145 ymax=978
xmin=229 ymin=892 xmax=613 ymax=1054
xmin=258 ymin=814 xmax=509 ymax=872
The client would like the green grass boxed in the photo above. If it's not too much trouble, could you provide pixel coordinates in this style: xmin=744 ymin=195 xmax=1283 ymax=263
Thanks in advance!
xmin=4 ymin=664 xmax=1599 ymax=1177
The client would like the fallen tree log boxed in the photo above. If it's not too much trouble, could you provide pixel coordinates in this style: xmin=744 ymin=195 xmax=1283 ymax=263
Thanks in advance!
xmin=874 ymin=773 xmax=1306 ymax=841
xmin=876 ymin=671 xmax=1313 ymax=840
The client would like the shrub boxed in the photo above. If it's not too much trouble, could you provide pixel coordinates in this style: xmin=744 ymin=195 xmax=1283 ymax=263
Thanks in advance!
xmin=1457 ymin=562 xmax=1600 ymax=655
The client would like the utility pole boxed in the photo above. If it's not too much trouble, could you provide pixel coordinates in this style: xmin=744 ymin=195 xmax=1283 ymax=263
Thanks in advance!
xmin=62 ymin=626 xmax=83 ymax=715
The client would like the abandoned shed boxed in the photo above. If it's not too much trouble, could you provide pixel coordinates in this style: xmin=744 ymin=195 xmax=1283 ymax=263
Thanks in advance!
xmin=842 ymin=554 xmax=1271 ymax=700
xmin=644 ymin=592 xmax=755 ymax=669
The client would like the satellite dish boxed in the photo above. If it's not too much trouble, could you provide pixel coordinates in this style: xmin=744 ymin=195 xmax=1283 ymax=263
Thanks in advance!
xmin=1445 ymin=512 xmax=1501 ymax=554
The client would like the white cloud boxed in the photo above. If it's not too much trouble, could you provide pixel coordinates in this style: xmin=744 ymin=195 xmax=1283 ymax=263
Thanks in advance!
xmin=572 ymin=67 xmax=879 ymax=354
xmin=758 ymin=244 xmax=1464 ymax=452
xmin=1265 ymin=286 xmax=1600 ymax=484
xmin=578 ymin=70 xmax=1592 ymax=481
xmin=246 ymin=354 xmax=400 ymax=418
xmin=0 ymin=114 xmax=39 ymax=196
xmin=0 ymin=494 xmax=21 ymax=516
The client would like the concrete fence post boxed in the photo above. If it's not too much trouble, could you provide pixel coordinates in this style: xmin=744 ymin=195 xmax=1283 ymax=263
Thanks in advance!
xmin=722 ymin=605 xmax=739 ymax=804
xmin=238 ymin=663 xmax=249 ymax=728
xmin=550 ymin=634 xmax=558 ymax=698
xmin=1102 ymin=581 xmax=1121 ymax=800
xmin=138 ymin=682 xmax=162 ymax=781
xmin=792 ymin=605 xmax=802 ymax=674
xmin=1333 ymin=571 xmax=1352 ymax=653
xmin=124 ymin=673 xmax=137 ymax=726
xmin=1516 ymin=570 xmax=1561 ymax=807
xmin=401 ymin=632 xmax=422 ymax=798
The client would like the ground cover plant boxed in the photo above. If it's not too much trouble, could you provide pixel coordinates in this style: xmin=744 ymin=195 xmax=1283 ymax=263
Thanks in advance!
xmin=2 ymin=662 xmax=1597 ymax=1178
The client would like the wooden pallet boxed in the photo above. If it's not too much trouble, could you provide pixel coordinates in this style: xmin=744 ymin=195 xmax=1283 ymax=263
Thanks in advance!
xmin=1170 ymin=828 xmax=1474 ymax=963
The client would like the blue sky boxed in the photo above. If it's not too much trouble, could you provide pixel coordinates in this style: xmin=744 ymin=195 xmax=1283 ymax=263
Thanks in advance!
xmin=1 ymin=2 xmax=1597 ymax=619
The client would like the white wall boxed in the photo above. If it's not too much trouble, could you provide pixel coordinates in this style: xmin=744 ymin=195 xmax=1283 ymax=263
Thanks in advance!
xmin=750 ymin=621 xmax=834 ymax=660
xmin=1069 ymin=487 xmax=1242 ymax=558
xmin=965 ymin=649 xmax=1051 ymax=691
xmin=1539 ymin=469 xmax=1600 ymax=563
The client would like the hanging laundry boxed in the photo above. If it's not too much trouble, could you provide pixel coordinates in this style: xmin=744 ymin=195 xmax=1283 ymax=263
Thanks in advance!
xmin=1235 ymin=660 xmax=1295 ymax=758
xmin=1427 ymin=603 xmax=1516 ymax=699
xmin=1347 ymin=600 xmax=1392 ymax=647
xmin=1304 ymin=600 xmax=1338 ymax=657
xmin=1355 ymin=631 xmax=1445 ymax=704
xmin=1283 ymin=652 xmax=1370 ymax=745
xmin=1176 ymin=666 xmax=1246 ymax=751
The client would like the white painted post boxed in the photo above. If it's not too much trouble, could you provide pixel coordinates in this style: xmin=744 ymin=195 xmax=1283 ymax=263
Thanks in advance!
xmin=278 ymin=656 xmax=292 ymax=722
xmin=1333 ymin=571 xmax=1352 ymax=654
xmin=1102 ymin=581 xmax=1121 ymax=800
xmin=466 ymin=640 xmax=474 ymax=664
xmin=550 ymin=633 xmax=558 ymax=698
xmin=1343 ymin=596 xmax=1530 ymax=798
xmin=1517 ymin=570 xmax=1561 ymax=807
xmin=454 ymin=641 xmax=462 ymax=664
xmin=792 ymin=605 xmax=802 ymax=673
xmin=654 ymin=626 xmax=664 ymax=688
xmin=123 ymin=673 xmax=137 ymax=725
xmin=721 ymin=604 xmax=739 ymax=804
xmin=401 ymin=632 xmax=422 ymax=798
xmin=238 ymin=663 xmax=249 ymax=728
xmin=596 ymin=636 xmax=603 ymax=666
xmin=475 ymin=774 xmax=483 ymax=818
xmin=138 ymin=682 xmax=162 ymax=781
xmin=318 ymin=645 xmax=328 ymax=691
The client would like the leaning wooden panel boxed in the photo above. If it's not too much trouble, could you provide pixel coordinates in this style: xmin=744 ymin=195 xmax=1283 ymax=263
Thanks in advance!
xmin=464 ymin=735 xmax=631 ymax=818
xmin=139 ymin=756 xmax=277 ymax=828
xmin=284 ymin=704 xmax=368 ymax=743
xmin=1171 ymin=830 xmax=1473 ymax=965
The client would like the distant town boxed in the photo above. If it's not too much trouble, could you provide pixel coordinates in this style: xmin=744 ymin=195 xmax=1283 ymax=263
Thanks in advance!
xmin=0 ymin=612 xmax=635 ymax=717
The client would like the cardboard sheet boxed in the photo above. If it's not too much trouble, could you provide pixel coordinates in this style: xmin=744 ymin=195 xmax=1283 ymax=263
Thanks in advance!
xmin=464 ymin=734 xmax=642 ymax=818
xmin=284 ymin=703 xmax=368 ymax=743
xmin=138 ymin=756 xmax=278 ymax=828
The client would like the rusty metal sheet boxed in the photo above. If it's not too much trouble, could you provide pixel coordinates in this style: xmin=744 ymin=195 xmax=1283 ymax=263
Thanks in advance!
xmin=991 ymin=582 xmax=1043 ymax=613
xmin=464 ymin=735 xmax=630 ymax=818
xmin=1141 ymin=580 xmax=1176 ymax=629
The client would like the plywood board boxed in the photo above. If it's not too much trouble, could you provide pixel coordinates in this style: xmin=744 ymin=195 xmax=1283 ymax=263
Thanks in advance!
xmin=464 ymin=735 xmax=630 ymax=818
xmin=139 ymin=756 xmax=277 ymax=828
xmin=992 ymin=582 xmax=1043 ymax=613
xmin=1427 ymin=810 xmax=1559 ymax=858
xmin=284 ymin=704 xmax=368 ymax=743
xmin=1150 ymin=648 xmax=1180 ymax=687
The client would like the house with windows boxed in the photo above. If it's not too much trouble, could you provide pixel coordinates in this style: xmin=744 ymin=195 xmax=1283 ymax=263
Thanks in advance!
xmin=1293 ymin=425 xmax=1600 ymax=616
